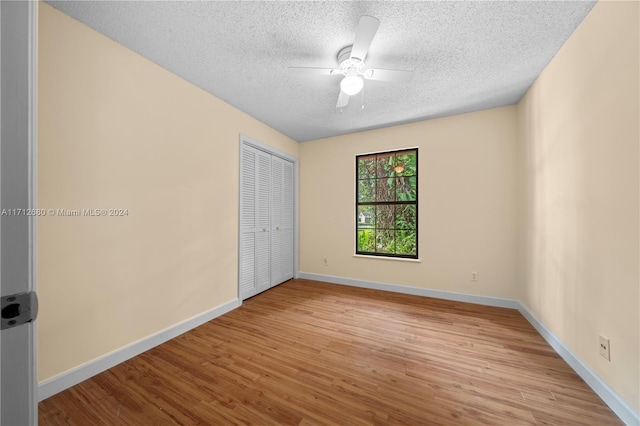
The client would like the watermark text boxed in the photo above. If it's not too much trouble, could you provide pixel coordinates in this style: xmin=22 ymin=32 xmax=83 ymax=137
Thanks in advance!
xmin=1 ymin=208 xmax=129 ymax=217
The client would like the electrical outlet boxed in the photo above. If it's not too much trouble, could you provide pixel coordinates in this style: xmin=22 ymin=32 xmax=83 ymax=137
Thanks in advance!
xmin=323 ymin=258 xmax=328 ymax=267
xmin=599 ymin=334 xmax=610 ymax=361
xmin=471 ymin=271 xmax=479 ymax=282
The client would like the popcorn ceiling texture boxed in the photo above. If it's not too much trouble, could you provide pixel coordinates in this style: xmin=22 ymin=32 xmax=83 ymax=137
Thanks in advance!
xmin=47 ymin=1 xmax=596 ymax=142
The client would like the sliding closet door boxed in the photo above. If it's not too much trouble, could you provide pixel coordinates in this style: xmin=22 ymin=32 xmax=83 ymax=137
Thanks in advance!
xmin=270 ymin=156 xmax=294 ymax=286
xmin=239 ymin=145 xmax=271 ymax=300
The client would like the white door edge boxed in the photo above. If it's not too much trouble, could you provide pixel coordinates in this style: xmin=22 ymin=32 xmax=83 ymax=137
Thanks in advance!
xmin=0 ymin=1 xmax=38 ymax=424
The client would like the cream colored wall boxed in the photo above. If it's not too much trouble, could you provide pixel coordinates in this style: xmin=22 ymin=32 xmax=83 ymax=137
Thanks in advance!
xmin=299 ymin=106 xmax=519 ymax=299
xmin=37 ymin=3 xmax=298 ymax=382
xmin=518 ymin=0 xmax=639 ymax=412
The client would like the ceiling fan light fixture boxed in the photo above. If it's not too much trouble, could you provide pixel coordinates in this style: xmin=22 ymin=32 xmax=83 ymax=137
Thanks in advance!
xmin=340 ymin=75 xmax=364 ymax=96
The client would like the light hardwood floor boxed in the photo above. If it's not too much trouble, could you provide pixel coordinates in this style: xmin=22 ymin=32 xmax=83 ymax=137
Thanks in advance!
xmin=39 ymin=279 xmax=623 ymax=425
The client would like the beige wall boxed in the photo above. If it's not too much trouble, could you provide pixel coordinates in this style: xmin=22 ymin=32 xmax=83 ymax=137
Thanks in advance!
xmin=518 ymin=0 xmax=639 ymax=412
xmin=299 ymin=106 xmax=519 ymax=299
xmin=37 ymin=3 xmax=298 ymax=381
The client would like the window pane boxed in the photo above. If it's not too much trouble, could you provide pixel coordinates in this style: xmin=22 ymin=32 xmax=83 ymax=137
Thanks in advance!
xmin=395 ymin=151 xmax=417 ymax=177
xmin=375 ymin=205 xmax=394 ymax=229
xmin=357 ymin=229 xmax=375 ymax=253
xmin=395 ymin=229 xmax=417 ymax=255
xmin=395 ymin=176 xmax=417 ymax=201
xmin=376 ymin=153 xmax=394 ymax=178
xmin=375 ymin=177 xmax=395 ymax=202
xmin=358 ymin=155 xmax=376 ymax=180
xmin=395 ymin=205 xmax=416 ymax=230
xmin=358 ymin=179 xmax=376 ymax=203
xmin=376 ymin=229 xmax=395 ymax=254
xmin=357 ymin=205 xmax=374 ymax=229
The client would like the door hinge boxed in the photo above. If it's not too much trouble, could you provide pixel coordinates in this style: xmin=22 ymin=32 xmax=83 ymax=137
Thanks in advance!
xmin=1 ymin=291 xmax=38 ymax=330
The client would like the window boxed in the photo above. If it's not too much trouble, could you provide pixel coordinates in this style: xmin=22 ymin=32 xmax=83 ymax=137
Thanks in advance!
xmin=356 ymin=148 xmax=418 ymax=258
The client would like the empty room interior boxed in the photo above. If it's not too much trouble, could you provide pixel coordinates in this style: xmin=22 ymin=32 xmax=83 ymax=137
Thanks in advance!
xmin=24 ymin=0 xmax=640 ymax=424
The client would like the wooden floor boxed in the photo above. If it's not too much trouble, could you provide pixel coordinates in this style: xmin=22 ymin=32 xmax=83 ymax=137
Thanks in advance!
xmin=39 ymin=279 xmax=622 ymax=425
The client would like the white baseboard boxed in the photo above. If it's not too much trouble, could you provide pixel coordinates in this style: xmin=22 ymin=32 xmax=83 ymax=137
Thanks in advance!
xmin=299 ymin=272 xmax=640 ymax=426
xmin=298 ymin=272 xmax=520 ymax=309
xmin=518 ymin=304 xmax=640 ymax=426
xmin=38 ymin=298 xmax=241 ymax=402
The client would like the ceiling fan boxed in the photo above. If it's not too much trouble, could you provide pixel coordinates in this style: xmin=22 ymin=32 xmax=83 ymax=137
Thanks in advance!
xmin=289 ymin=16 xmax=414 ymax=109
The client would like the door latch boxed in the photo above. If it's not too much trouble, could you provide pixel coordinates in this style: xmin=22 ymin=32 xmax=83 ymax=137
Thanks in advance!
xmin=1 ymin=291 xmax=38 ymax=330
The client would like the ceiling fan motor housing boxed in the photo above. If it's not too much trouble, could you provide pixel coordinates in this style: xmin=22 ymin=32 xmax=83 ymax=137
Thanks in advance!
xmin=337 ymin=46 xmax=366 ymax=74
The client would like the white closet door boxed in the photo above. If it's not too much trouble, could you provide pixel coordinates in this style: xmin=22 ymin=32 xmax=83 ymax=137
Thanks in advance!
xmin=270 ymin=157 xmax=283 ymax=286
xmin=239 ymin=145 xmax=271 ymax=299
xmin=240 ymin=140 xmax=295 ymax=299
xmin=270 ymin=156 xmax=294 ymax=286
xmin=255 ymin=149 xmax=271 ymax=293
xmin=239 ymin=146 xmax=256 ymax=299
xmin=280 ymin=159 xmax=294 ymax=282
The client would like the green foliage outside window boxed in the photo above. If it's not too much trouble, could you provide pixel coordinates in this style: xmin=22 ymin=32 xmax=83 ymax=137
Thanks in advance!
xmin=356 ymin=149 xmax=417 ymax=258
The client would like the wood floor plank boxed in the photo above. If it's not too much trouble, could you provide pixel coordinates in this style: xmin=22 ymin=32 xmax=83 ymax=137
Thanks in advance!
xmin=39 ymin=279 xmax=623 ymax=425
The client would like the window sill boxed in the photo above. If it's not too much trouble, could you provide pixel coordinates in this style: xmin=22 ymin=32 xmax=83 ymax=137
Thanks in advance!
xmin=352 ymin=254 xmax=421 ymax=263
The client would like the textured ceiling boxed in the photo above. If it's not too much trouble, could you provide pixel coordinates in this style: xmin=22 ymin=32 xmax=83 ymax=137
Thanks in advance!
xmin=47 ymin=1 xmax=596 ymax=142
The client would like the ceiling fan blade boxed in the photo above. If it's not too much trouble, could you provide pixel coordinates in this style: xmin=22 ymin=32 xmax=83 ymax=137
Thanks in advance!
xmin=288 ymin=67 xmax=341 ymax=76
xmin=336 ymin=90 xmax=349 ymax=108
xmin=366 ymin=68 xmax=414 ymax=84
xmin=350 ymin=16 xmax=380 ymax=61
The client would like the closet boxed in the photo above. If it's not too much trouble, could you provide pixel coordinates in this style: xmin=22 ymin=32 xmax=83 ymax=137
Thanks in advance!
xmin=239 ymin=140 xmax=295 ymax=300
